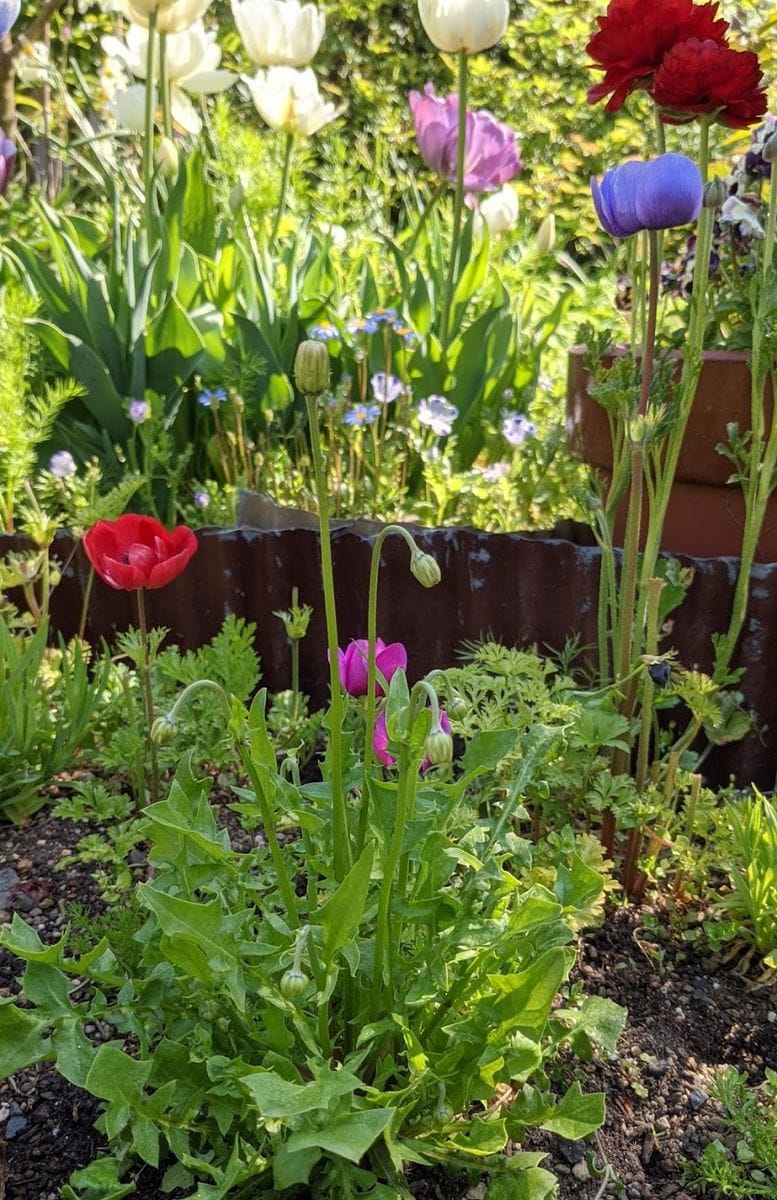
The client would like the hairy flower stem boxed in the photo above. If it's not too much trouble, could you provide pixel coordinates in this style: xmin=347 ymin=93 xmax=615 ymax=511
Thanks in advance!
xmin=136 ymin=590 xmax=159 ymax=806
xmin=370 ymin=738 xmax=422 ymax=1019
xmin=634 ymin=119 xmax=713 ymax=638
xmin=142 ymin=9 xmax=158 ymax=229
xmin=623 ymin=577 xmax=664 ymax=895
xmin=305 ymin=392 xmax=352 ymax=882
xmin=714 ymin=159 xmax=777 ymax=679
xmin=357 ymin=523 xmax=423 ymax=857
xmin=439 ymin=49 xmax=468 ymax=349
xmin=271 ymin=132 xmax=294 ymax=241
xmin=611 ymin=230 xmax=660 ymax=781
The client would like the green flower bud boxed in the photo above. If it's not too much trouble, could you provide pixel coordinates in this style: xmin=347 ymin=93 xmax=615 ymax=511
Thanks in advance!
xmin=155 ymin=136 xmax=179 ymax=181
xmin=150 ymin=714 xmax=177 ymax=745
xmin=411 ymin=549 xmax=441 ymax=588
xmin=447 ymin=695 xmax=468 ymax=722
xmin=703 ymin=178 xmax=727 ymax=209
xmin=294 ymin=340 xmax=330 ymax=396
xmin=434 ymin=1099 xmax=454 ymax=1124
xmin=535 ymin=213 xmax=556 ymax=256
xmin=280 ymin=967 xmax=310 ymax=999
xmin=424 ymin=726 xmax=453 ymax=766
xmin=273 ymin=602 xmax=313 ymax=640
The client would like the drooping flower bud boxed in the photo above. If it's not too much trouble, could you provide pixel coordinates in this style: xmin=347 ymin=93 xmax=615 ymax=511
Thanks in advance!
xmin=280 ymin=967 xmax=310 ymax=998
xmin=294 ymin=339 xmax=330 ymax=395
xmin=150 ymin=714 xmax=177 ymax=745
xmin=703 ymin=177 xmax=727 ymax=209
xmin=447 ymin=694 xmax=468 ymax=721
xmin=424 ymin=721 xmax=453 ymax=766
xmin=411 ymin=549 xmax=441 ymax=588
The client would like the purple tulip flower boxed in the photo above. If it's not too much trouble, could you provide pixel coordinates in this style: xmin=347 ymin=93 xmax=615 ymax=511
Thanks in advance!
xmin=591 ymin=153 xmax=703 ymax=239
xmin=373 ymin=712 xmax=396 ymax=767
xmin=0 ymin=131 xmax=15 ymax=196
xmin=409 ymin=83 xmax=521 ymax=194
xmin=0 ymin=0 xmax=20 ymax=40
xmin=337 ymin=638 xmax=407 ymax=697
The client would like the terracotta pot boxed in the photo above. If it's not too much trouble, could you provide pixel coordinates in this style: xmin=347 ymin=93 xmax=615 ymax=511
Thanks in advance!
xmin=566 ymin=345 xmax=777 ymax=561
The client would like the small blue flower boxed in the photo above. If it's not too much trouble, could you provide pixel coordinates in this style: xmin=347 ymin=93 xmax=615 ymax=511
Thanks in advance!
xmin=591 ymin=154 xmax=703 ymax=239
xmin=371 ymin=372 xmax=405 ymax=405
xmin=0 ymin=0 xmax=21 ymax=40
xmin=129 ymin=398 xmax=150 ymax=424
xmin=344 ymin=404 xmax=381 ymax=427
xmin=347 ymin=316 xmax=380 ymax=336
xmin=193 ymin=489 xmax=210 ymax=510
xmin=309 ymin=320 xmax=340 ymax=342
xmin=392 ymin=321 xmax=418 ymax=347
xmin=367 ymin=307 xmax=398 ymax=325
xmin=198 ymin=387 xmax=228 ymax=407
xmin=49 ymin=450 xmax=77 ymax=479
xmin=417 ymin=395 xmax=458 ymax=437
xmin=501 ymin=412 xmax=537 ymax=446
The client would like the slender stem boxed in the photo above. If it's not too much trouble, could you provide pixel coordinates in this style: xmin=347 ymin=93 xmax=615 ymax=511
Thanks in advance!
xmin=635 ymin=119 xmax=713 ymax=632
xmin=439 ymin=49 xmax=468 ymax=348
xmin=290 ymin=586 xmax=300 ymax=718
xmin=271 ymin=132 xmax=295 ymax=241
xmin=304 ymin=392 xmax=352 ymax=881
xmin=357 ymin=523 xmax=419 ymax=855
xmin=635 ymin=578 xmax=664 ymax=793
xmin=77 ymin=565 xmax=95 ymax=642
xmin=158 ymin=32 xmax=172 ymax=140
xmin=142 ymin=9 xmax=158 ymax=228
xmin=239 ymin=751 xmax=300 ymax=929
xmin=136 ymin=590 xmax=159 ymax=807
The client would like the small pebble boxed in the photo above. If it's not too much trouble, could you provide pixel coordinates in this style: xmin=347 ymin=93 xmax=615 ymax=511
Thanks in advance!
xmin=689 ymin=1089 xmax=709 ymax=1112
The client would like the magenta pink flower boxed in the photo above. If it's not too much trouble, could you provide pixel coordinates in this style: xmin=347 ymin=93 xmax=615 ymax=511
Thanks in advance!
xmin=337 ymin=638 xmax=407 ymax=697
xmin=409 ymin=83 xmax=521 ymax=194
xmin=373 ymin=712 xmax=396 ymax=767
xmin=373 ymin=709 xmax=453 ymax=771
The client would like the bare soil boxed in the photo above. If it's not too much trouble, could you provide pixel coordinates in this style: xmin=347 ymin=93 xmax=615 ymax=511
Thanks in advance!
xmin=1 ymin=807 xmax=774 ymax=1200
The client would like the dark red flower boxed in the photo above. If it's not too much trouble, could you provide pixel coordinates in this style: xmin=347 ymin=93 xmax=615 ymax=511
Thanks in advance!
xmin=587 ymin=0 xmax=729 ymax=111
xmin=649 ymin=39 xmax=767 ymax=129
xmin=83 ymin=514 xmax=198 ymax=591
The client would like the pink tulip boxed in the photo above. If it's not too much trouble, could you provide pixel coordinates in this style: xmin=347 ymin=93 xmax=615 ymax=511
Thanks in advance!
xmin=337 ymin=638 xmax=407 ymax=697
xmin=409 ymin=83 xmax=521 ymax=194
xmin=373 ymin=712 xmax=396 ymax=766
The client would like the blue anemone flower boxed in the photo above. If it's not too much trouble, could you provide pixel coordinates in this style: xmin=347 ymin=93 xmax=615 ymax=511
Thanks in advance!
xmin=344 ymin=404 xmax=380 ymax=427
xmin=591 ymin=154 xmax=703 ymax=239
xmin=198 ymin=387 xmax=228 ymax=407
xmin=0 ymin=0 xmax=20 ymax=39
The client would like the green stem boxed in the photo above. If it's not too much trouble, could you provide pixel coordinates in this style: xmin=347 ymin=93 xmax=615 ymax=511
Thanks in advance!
xmin=439 ymin=49 xmax=468 ymax=348
xmin=77 ymin=565 xmax=95 ymax=642
xmin=405 ymin=181 xmax=446 ymax=254
xmin=142 ymin=8 xmax=158 ymax=229
xmin=635 ymin=578 xmax=664 ymax=793
xmin=239 ymin=749 xmax=300 ymax=929
xmin=271 ymin=132 xmax=294 ymax=241
xmin=635 ymin=119 xmax=713 ymax=632
xmin=136 ymin=590 xmax=159 ymax=807
xmin=159 ymin=32 xmax=172 ymax=140
xmin=357 ymin=523 xmax=420 ymax=856
xmin=714 ymin=156 xmax=777 ymax=678
xmin=305 ymin=392 xmax=352 ymax=881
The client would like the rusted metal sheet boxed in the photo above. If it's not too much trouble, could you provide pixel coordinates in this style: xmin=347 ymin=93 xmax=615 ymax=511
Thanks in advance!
xmin=3 ymin=507 xmax=776 ymax=788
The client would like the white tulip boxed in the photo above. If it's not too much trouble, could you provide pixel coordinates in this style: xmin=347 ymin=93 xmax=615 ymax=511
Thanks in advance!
xmin=244 ymin=66 xmax=336 ymax=135
xmin=103 ymin=22 xmax=236 ymax=134
xmin=111 ymin=83 xmax=149 ymax=131
xmin=418 ymin=0 xmax=509 ymax=54
xmin=479 ymin=185 xmax=519 ymax=235
xmin=122 ymin=0 xmax=213 ymax=36
xmin=232 ymin=0 xmax=325 ymax=67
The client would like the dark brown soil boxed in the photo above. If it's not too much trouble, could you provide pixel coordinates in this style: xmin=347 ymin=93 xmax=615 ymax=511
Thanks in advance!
xmin=1 ymin=807 xmax=775 ymax=1200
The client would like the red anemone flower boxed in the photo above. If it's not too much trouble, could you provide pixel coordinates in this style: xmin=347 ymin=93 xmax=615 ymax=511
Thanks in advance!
xmin=587 ymin=0 xmax=729 ymax=111
xmin=649 ymin=40 xmax=767 ymax=129
xmin=83 ymin=513 xmax=198 ymax=591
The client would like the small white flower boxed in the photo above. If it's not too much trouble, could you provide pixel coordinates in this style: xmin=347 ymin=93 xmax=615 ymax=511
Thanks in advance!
xmin=49 ymin=451 xmax=77 ymax=479
xmin=417 ymin=394 xmax=458 ymax=437
xmin=501 ymin=412 xmax=537 ymax=446
xmin=16 ymin=41 xmax=51 ymax=87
